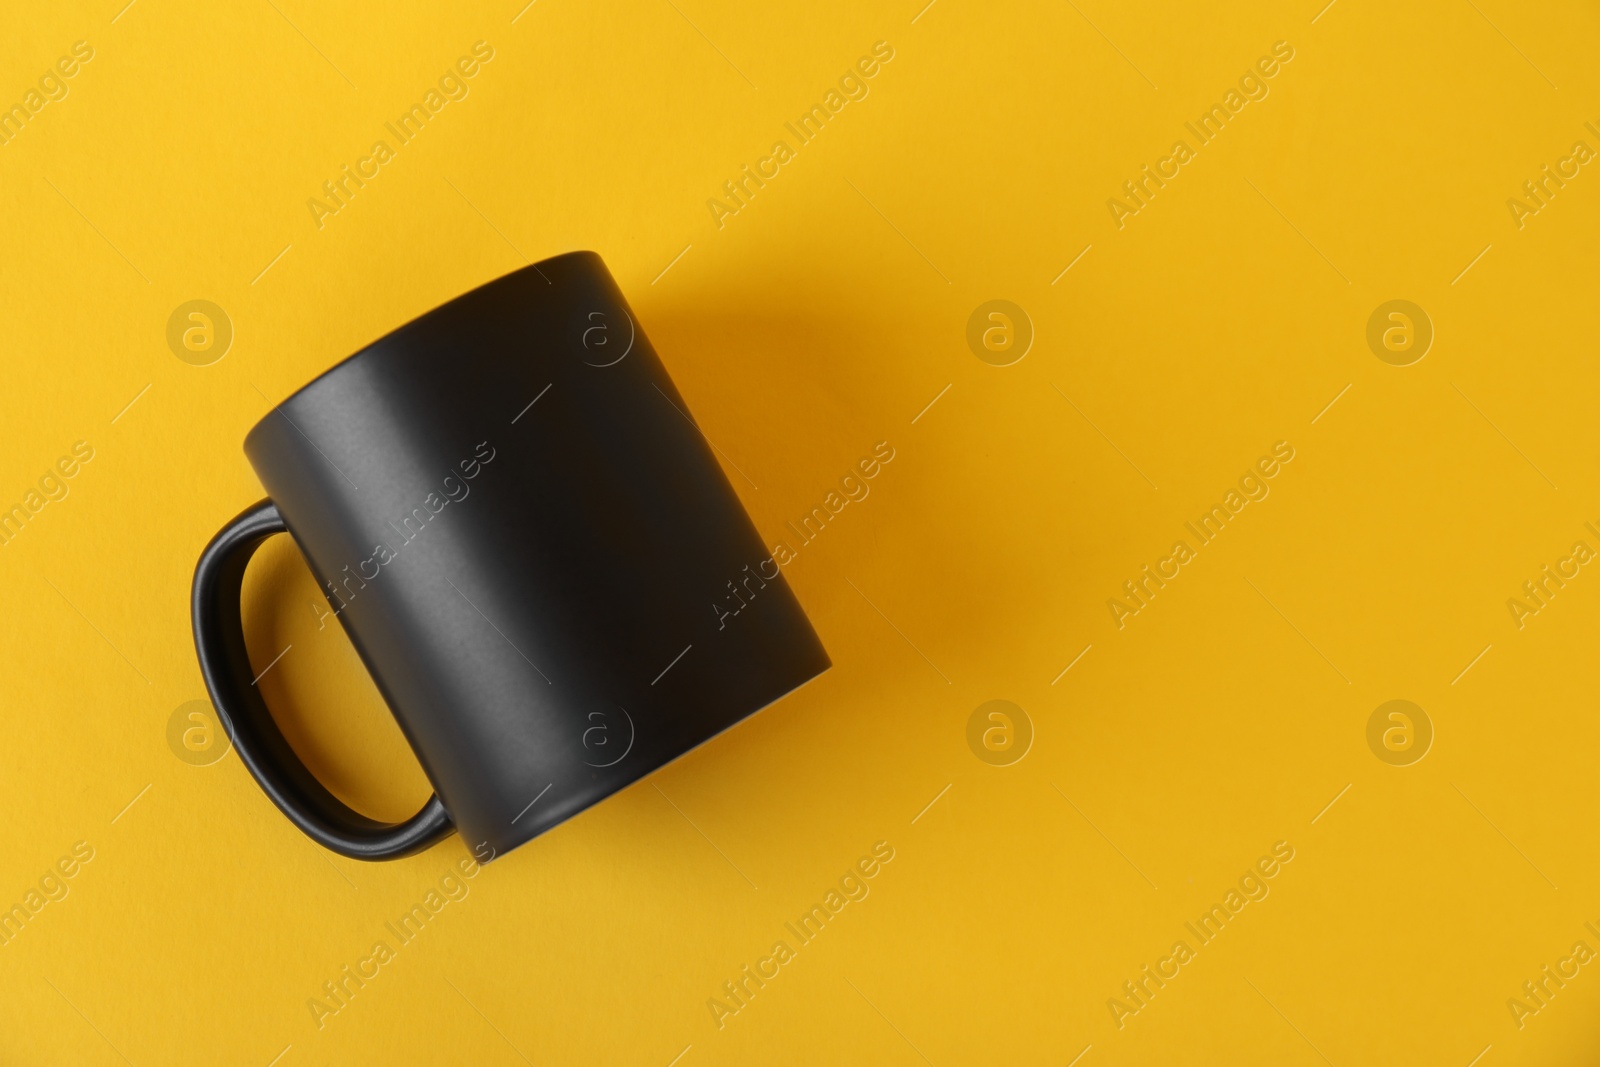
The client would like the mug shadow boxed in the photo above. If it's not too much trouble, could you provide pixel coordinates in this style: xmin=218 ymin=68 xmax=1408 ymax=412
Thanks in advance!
xmin=635 ymin=291 xmax=1052 ymax=685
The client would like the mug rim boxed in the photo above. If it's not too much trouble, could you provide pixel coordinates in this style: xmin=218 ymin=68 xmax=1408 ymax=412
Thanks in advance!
xmin=244 ymin=249 xmax=599 ymax=455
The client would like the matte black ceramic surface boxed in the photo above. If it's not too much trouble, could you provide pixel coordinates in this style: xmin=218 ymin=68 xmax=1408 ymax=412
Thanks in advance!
xmin=192 ymin=251 xmax=830 ymax=861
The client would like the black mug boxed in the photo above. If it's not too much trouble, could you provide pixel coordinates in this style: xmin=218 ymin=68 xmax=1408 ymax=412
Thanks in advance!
xmin=191 ymin=251 xmax=829 ymax=862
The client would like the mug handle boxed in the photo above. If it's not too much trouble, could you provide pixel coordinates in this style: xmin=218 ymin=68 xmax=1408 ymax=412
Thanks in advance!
xmin=191 ymin=498 xmax=454 ymax=860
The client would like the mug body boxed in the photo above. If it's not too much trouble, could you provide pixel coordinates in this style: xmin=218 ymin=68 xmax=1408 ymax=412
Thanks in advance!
xmin=243 ymin=251 xmax=829 ymax=858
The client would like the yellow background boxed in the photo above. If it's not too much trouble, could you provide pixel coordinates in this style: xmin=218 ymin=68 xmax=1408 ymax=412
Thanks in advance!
xmin=2 ymin=0 xmax=1598 ymax=1062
